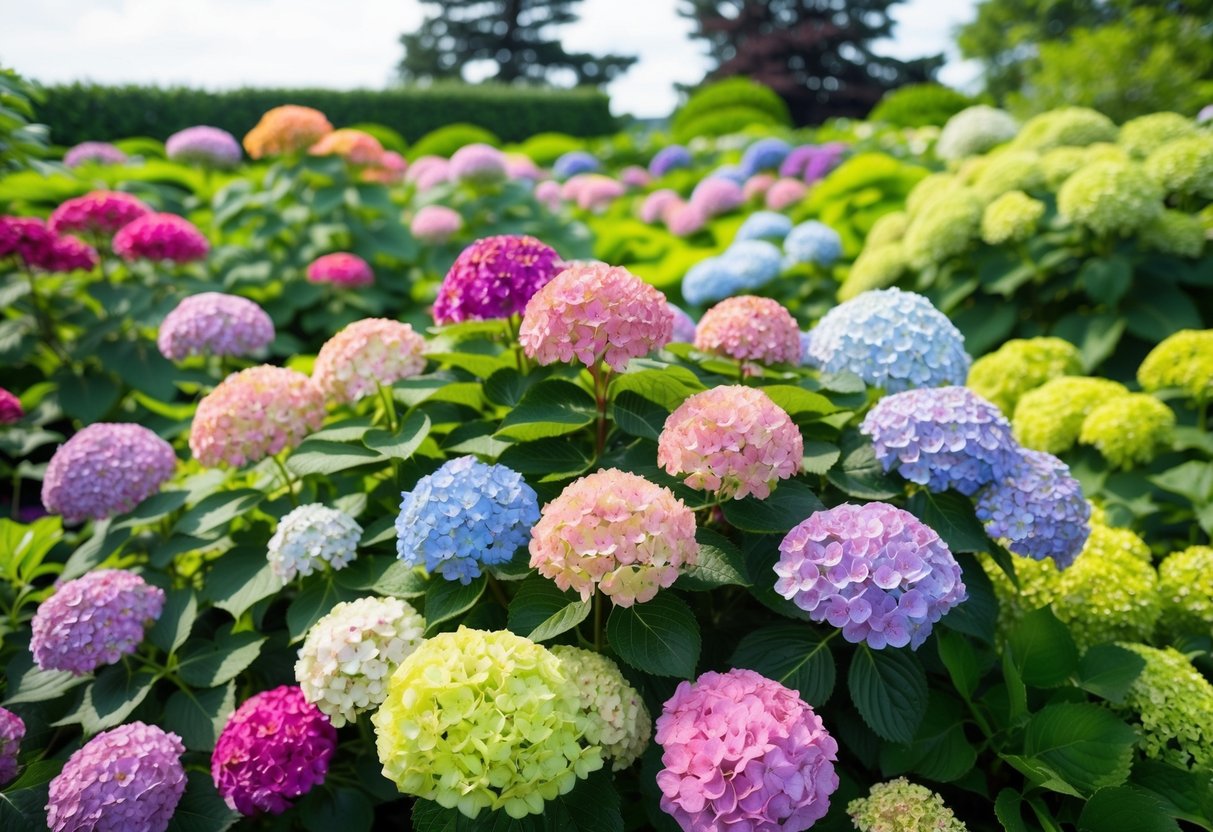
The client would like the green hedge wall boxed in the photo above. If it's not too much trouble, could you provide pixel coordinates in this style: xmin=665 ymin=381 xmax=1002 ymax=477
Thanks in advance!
xmin=35 ymin=83 xmax=618 ymax=146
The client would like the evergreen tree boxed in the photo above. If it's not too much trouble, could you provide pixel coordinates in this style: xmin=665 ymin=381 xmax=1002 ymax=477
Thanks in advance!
xmin=398 ymin=0 xmax=636 ymax=87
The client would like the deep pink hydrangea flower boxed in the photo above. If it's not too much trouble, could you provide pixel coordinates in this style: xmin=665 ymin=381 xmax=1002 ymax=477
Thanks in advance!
xmin=212 ymin=685 xmax=337 ymax=816
xmin=621 ymin=165 xmax=652 ymax=189
xmin=48 ymin=191 xmax=151 ymax=237
xmin=34 ymin=234 xmax=100 ymax=272
xmin=766 ymin=179 xmax=809 ymax=211
xmin=410 ymin=205 xmax=463 ymax=244
xmin=47 ymin=722 xmax=185 ymax=832
xmin=157 ymin=292 xmax=275 ymax=361
xmin=640 ymin=189 xmax=681 ymax=224
xmin=658 ymin=385 xmax=803 ymax=499
xmin=773 ymin=502 xmax=967 ymax=649
xmin=312 ymin=318 xmax=427 ymax=404
xmin=529 ymin=468 xmax=698 ymax=607
xmin=190 ymin=365 xmax=325 ymax=468
xmin=0 ymin=216 xmax=54 ymax=265
xmin=656 ymin=668 xmax=839 ymax=832
xmin=113 ymin=212 xmax=209 ymax=263
xmin=690 ymin=178 xmax=745 ymax=217
xmin=306 ymin=252 xmax=373 ymax=288
xmin=0 ymin=706 xmax=24 ymax=786
xmin=63 ymin=142 xmax=128 ymax=168
xmin=31 ymin=569 xmax=165 ymax=674
xmin=0 ymin=386 xmax=23 ymax=425
xmin=42 ymin=423 xmax=177 ymax=524
xmin=520 ymin=263 xmax=674 ymax=371
xmin=694 ymin=296 xmax=802 ymax=366
xmin=449 ymin=143 xmax=507 ymax=185
xmin=433 ymin=234 xmax=562 ymax=324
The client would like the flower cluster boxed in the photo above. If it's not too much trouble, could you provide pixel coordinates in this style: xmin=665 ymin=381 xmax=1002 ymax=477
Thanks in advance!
xmin=1158 ymin=545 xmax=1213 ymax=636
xmin=650 ymin=145 xmax=692 ymax=177
xmin=42 ymin=234 xmax=100 ymax=272
xmin=373 ymin=628 xmax=602 ymax=819
xmin=529 ymin=469 xmax=698 ymax=607
xmin=410 ymin=205 xmax=463 ymax=244
xmin=694 ymin=295 xmax=802 ymax=366
xmin=655 ymin=668 xmax=838 ymax=832
xmin=740 ymin=137 xmax=792 ymax=175
xmin=641 ymin=189 xmax=681 ymax=223
xmin=848 ymin=778 xmax=968 ymax=832
xmin=936 ymin=105 xmax=1019 ymax=160
xmin=681 ymin=241 xmax=784 ymax=305
xmin=690 ymin=177 xmax=745 ymax=217
xmin=243 ymin=105 xmax=333 ymax=158
xmin=668 ymin=303 xmax=698 ymax=343
xmin=165 ymin=125 xmax=242 ymax=167
xmin=553 ymin=150 xmax=600 ymax=179
xmin=309 ymin=128 xmax=384 ymax=166
xmin=1078 ymin=392 xmax=1174 ymax=468
xmin=735 ymin=210 xmax=793 ymax=242
xmin=396 ymin=456 xmax=539 ymax=584
xmin=1119 ymin=112 xmax=1198 ymax=158
xmin=48 ymin=190 xmax=150 ymax=237
xmin=1116 ymin=644 xmax=1213 ymax=771
xmin=0 ymin=386 xmax=23 ymax=425
xmin=157 ymin=292 xmax=275 ymax=361
xmin=47 ymin=722 xmax=185 ymax=832
xmin=966 ymin=337 xmax=1082 ymax=416
xmin=449 ymin=143 xmax=507 ymax=185
xmin=0 ymin=707 xmax=24 ymax=786
xmin=190 ymin=366 xmax=325 ymax=467
xmin=31 ymin=569 xmax=165 ymax=674
xmin=903 ymin=190 xmax=983 ymax=269
xmin=1058 ymin=160 xmax=1163 ymax=236
xmin=113 ymin=212 xmax=209 ymax=263
xmin=1051 ymin=532 xmax=1159 ymax=647
xmin=433 ymin=234 xmax=562 ymax=324
xmin=64 ymin=141 xmax=128 ymax=167
xmin=212 ymin=685 xmax=337 ymax=815
xmin=666 ymin=201 xmax=709 ymax=236
xmin=774 ymin=503 xmax=966 ymax=649
xmin=42 ymin=423 xmax=177 ymax=523
xmin=295 ymin=596 xmax=425 ymax=727
xmin=1012 ymin=376 xmax=1129 ymax=454
xmin=1138 ymin=329 xmax=1213 ymax=402
xmin=971 ymin=151 xmax=1044 ymax=201
xmin=1145 ymin=135 xmax=1213 ymax=200
xmin=312 ymin=318 xmax=426 ymax=403
xmin=550 ymin=646 xmax=650 ymax=770
xmin=780 ymin=142 xmax=846 ymax=181
xmin=1143 ymin=210 xmax=1206 ymax=258
xmin=783 ymin=220 xmax=843 ymax=267
xmin=0 ymin=215 xmax=52 ymax=263
xmin=407 ymin=156 xmax=450 ymax=190
xmin=981 ymin=190 xmax=1045 ymax=245
xmin=267 ymin=503 xmax=362 ymax=583
xmin=838 ymin=244 xmax=908 ymax=301
xmin=363 ymin=150 xmax=407 ymax=184
xmin=1010 ymin=107 xmax=1117 ymax=152
xmin=306 ymin=252 xmax=373 ymax=287
xmin=765 ymin=178 xmax=809 ymax=210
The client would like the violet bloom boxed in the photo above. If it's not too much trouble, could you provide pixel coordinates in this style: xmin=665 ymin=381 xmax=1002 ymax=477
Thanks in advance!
xmin=432 ymin=234 xmax=562 ymax=325
xmin=63 ymin=142 xmax=128 ymax=168
xmin=165 ymin=125 xmax=242 ymax=168
xmin=0 ymin=707 xmax=24 ymax=786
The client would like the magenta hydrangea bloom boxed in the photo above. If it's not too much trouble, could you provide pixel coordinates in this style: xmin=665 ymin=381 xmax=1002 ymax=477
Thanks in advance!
xmin=31 ymin=569 xmax=165 ymax=674
xmin=312 ymin=318 xmax=427 ymax=404
xmin=694 ymin=296 xmax=802 ymax=366
xmin=212 ymin=685 xmax=337 ymax=816
xmin=165 ymin=125 xmax=242 ymax=167
xmin=41 ymin=423 xmax=177 ymax=524
xmin=48 ymin=191 xmax=151 ymax=237
xmin=433 ymin=234 xmax=563 ymax=324
xmin=0 ymin=706 xmax=24 ymax=786
xmin=47 ymin=722 xmax=185 ymax=832
xmin=449 ymin=143 xmax=507 ymax=185
xmin=410 ymin=205 xmax=463 ymax=244
xmin=157 ymin=292 xmax=275 ymax=361
xmin=36 ymin=234 xmax=100 ymax=272
xmin=113 ymin=212 xmax=209 ymax=263
xmin=774 ymin=503 xmax=966 ymax=649
xmin=63 ymin=141 xmax=128 ymax=168
xmin=306 ymin=252 xmax=373 ymax=287
xmin=656 ymin=668 xmax=839 ymax=832
xmin=0 ymin=386 xmax=23 ymax=425
xmin=0 ymin=216 xmax=53 ymax=264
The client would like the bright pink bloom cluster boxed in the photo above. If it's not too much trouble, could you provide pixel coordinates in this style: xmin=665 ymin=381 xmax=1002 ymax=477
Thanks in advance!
xmin=48 ymin=191 xmax=150 ymax=237
xmin=190 ymin=366 xmax=325 ymax=467
xmin=529 ymin=468 xmax=698 ymax=607
xmin=563 ymin=174 xmax=626 ymax=212
xmin=41 ymin=423 xmax=177 ymax=523
xmin=535 ymin=179 xmax=563 ymax=211
xmin=157 ymin=292 xmax=275 ymax=361
xmin=63 ymin=141 xmax=128 ymax=167
xmin=690 ymin=178 xmax=745 ymax=217
xmin=47 ymin=722 xmax=185 ymax=832
xmin=433 ymin=234 xmax=562 ymax=324
xmin=410 ymin=205 xmax=463 ymax=244
xmin=306 ymin=252 xmax=374 ymax=287
xmin=656 ymin=668 xmax=839 ymax=832
xmin=658 ymin=385 xmax=803 ymax=499
xmin=640 ymin=189 xmax=681 ymax=224
xmin=449 ymin=143 xmax=507 ymax=185
xmin=113 ymin=212 xmax=209 ymax=263
xmin=41 ymin=234 xmax=100 ymax=272
xmin=361 ymin=150 xmax=407 ymax=184
xmin=0 ymin=216 xmax=97 ymax=271
xmin=31 ymin=569 xmax=165 ymax=674
xmin=0 ymin=706 xmax=24 ymax=786
xmin=520 ymin=263 xmax=674 ymax=371
xmin=312 ymin=318 xmax=427 ymax=403
xmin=744 ymin=173 xmax=777 ymax=201
xmin=694 ymin=296 xmax=802 ymax=366
xmin=0 ymin=387 xmax=20 ymax=425
xmin=211 ymin=685 xmax=337 ymax=816
xmin=666 ymin=202 xmax=709 ymax=237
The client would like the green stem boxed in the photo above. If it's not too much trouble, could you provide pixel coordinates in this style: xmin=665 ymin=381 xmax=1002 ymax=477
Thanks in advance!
xmin=378 ymin=383 xmax=398 ymax=433
xmin=10 ymin=469 xmax=21 ymax=520
xmin=590 ymin=362 xmax=611 ymax=457
xmin=1198 ymin=395 xmax=1208 ymax=433
xmin=593 ymin=590 xmax=605 ymax=652
xmin=23 ymin=269 xmax=71 ymax=364
xmin=272 ymin=455 xmax=299 ymax=507
xmin=486 ymin=573 xmax=510 ymax=609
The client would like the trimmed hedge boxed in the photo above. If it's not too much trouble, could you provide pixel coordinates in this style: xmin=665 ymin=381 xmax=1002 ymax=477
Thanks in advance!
xmin=34 ymin=83 xmax=618 ymax=146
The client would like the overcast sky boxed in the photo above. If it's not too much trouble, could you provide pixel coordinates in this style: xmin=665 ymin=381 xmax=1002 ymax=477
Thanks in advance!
xmin=0 ymin=0 xmax=979 ymax=119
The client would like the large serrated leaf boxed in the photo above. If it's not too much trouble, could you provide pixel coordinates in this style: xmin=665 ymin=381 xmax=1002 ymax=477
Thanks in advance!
xmin=173 ymin=489 xmax=264 ymax=537
xmin=1023 ymin=703 xmax=1136 ymax=797
xmin=1006 ymin=606 xmax=1078 ymax=688
xmin=676 ymin=528 xmax=749 ymax=590
xmin=721 ymin=479 xmax=824 ymax=534
xmin=424 ymin=574 xmax=487 ymax=635
xmin=847 ymin=645 xmax=928 ymax=744
xmin=507 ymin=576 xmax=591 ymax=642
xmin=607 ymin=593 xmax=701 ymax=678
xmin=730 ymin=624 xmax=835 ymax=706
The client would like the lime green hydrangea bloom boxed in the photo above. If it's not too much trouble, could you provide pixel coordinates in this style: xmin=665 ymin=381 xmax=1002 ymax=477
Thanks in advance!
xmin=838 ymin=244 xmax=908 ymax=300
xmin=1053 ymin=541 xmax=1160 ymax=648
xmin=866 ymin=211 xmax=908 ymax=248
xmin=848 ymin=778 xmax=968 ymax=832
xmin=372 ymin=627 xmax=603 ymax=819
xmin=980 ymin=550 xmax=1060 ymax=637
xmin=1142 ymin=210 xmax=1207 ymax=258
xmin=1116 ymin=643 xmax=1213 ymax=771
xmin=550 ymin=646 xmax=650 ymax=771
xmin=1144 ymin=135 xmax=1213 ymax=199
xmin=981 ymin=190 xmax=1046 ymax=245
xmin=1012 ymin=376 xmax=1130 ymax=453
xmin=1083 ymin=142 xmax=1130 ymax=166
xmin=955 ymin=156 xmax=989 ymax=186
xmin=1011 ymin=107 xmax=1117 ymax=152
xmin=903 ymin=190 xmax=983 ymax=269
xmin=1057 ymin=160 xmax=1164 ymax=237
xmin=1078 ymin=393 xmax=1175 ymax=468
xmin=1119 ymin=113 xmax=1198 ymax=159
xmin=1138 ymin=329 xmax=1213 ymax=402
xmin=967 ymin=337 xmax=1082 ymax=415
xmin=905 ymin=173 xmax=961 ymax=218
xmin=1041 ymin=147 xmax=1090 ymax=190
xmin=1158 ymin=545 xmax=1213 ymax=636
xmin=973 ymin=151 xmax=1045 ymax=201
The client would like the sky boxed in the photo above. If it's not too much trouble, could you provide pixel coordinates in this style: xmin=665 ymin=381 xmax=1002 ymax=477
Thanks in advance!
xmin=0 ymin=0 xmax=980 ymax=119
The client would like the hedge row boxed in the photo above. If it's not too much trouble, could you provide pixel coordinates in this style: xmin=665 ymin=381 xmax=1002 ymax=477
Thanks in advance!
xmin=34 ymin=83 xmax=619 ymax=146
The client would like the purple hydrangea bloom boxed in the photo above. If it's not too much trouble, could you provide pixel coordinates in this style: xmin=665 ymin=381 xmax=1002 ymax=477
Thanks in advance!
xmin=781 ymin=143 xmax=846 ymax=182
xmin=650 ymin=145 xmax=693 ymax=177
xmin=976 ymin=449 xmax=1091 ymax=568
xmin=740 ymin=137 xmax=792 ymax=177
xmin=448 ymin=143 xmax=507 ymax=185
xmin=63 ymin=142 xmax=128 ymax=168
xmin=783 ymin=220 xmax=843 ymax=267
xmin=432 ymin=234 xmax=562 ymax=324
xmin=735 ymin=210 xmax=793 ymax=242
xmin=0 ymin=707 xmax=24 ymax=786
xmin=47 ymin=722 xmax=185 ymax=832
xmin=774 ymin=502 xmax=967 ymax=649
xmin=553 ymin=150 xmax=599 ymax=180
xmin=1197 ymin=104 xmax=1213 ymax=125
xmin=165 ymin=125 xmax=242 ymax=167
xmin=860 ymin=386 xmax=1020 ymax=496
xmin=157 ymin=292 xmax=275 ymax=360
xmin=667 ymin=302 xmax=698 ymax=343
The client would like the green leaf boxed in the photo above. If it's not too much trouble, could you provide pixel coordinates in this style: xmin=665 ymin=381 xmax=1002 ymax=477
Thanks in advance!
xmin=940 ymin=552 xmax=998 ymax=644
xmin=507 ymin=575 xmax=591 ymax=642
xmin=800 ymin=441 xmax=841 ymax=475
xmin=609 ymin=367 xmax=703 ymax=411
xmin=994 ymin=789 xmax=1031 ymax=832
xmin=1132 ymin=758 xmax=1213 ymax=829
xmin=287 ymin=439 xmax=386 ymax=476
xmin=847 ymin=646 xmax=928 ymax=744
xmin=721 ymin=480 xmax=824 ymax=534
xmin=1078 ymin=787 xmax=1181 ymax=832
xmin=54 ymin=368 xmax=121 ymax=423
xmin=1077 ymin=643 xmax=1146 ymax=704
xmin=906 ymin=490 xmax=990 ymax=553
xmin=149 ymin=588 xmax=198 ymax=655
xmin=3 ymin=651 xmax=88 ymax=706
xmin=498 ymin=437 xmax=595 ymax=478
xmin=173 ymin=489 xmax=264 ymax=537
xmin=204 ymin=548 xmax=280 ymax=619
xmin=70 ymin=666 xmax=158 ymax=733
xmin=114 ymin=490 xmax=190 ymax=528
xmin=288 ymin=577 xmax=358 ymax=641
xmin=363 ymin=410 xmax=431 ymax=460
xmin=61 ymin=520 xmax=131 ymax=581
xmin=496 ymin=380 xmax=596 ymax=441
xmin=760 ymin=385 xmax=838 ymax=421
xmin=424 ymin=574 xmax=487 ymax=634
xmin=676 ymin=528 xmax=750 ymax=590
xmin=1053 ymin=312 xmax=1126 ymax=373
xmin=166 ymin=771 xmax=238 ymax=832
xmin=300 ymin=786 xmax=375 ymax=832
xmin=730 ymin=623 xmax=835 ymax=706
xmin=1151 ymin=460 xmax=1213 ymax=505
xmin=935 ymin=628 xmax=981 ymax=700
xmin=177 ymin=627 xmax=267 ymax=688
xmin=1006 ymin=606 xmax=1078 ymax=688
xmin=163 ymin=681 xmax=235 ymax=750
xmin=607 ymin=593 xmax=701 ymax=678
xmin=826 ymin=433 xmax=900 ymax=500
xmin=1079 ymin=255 xmax=1132 ymax=306
xmin=879 ymin=694 xmax=977 ymax=782
xmin=1023 ymin=703 xmax=1136 ymax=796
xmin=372 ymin=561 xmax=428 ymax=599
xmin=610 ymin=390 xmax=669 ymax=441
xmin=1125 ymin=283 xmax=1202 ymax=343
xmin=485 ymin=367 xmax=540 ymax=408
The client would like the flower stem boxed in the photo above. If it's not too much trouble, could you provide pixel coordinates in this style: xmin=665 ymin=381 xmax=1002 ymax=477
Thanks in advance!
xmin=486 ymin=572 xmax=510 ymax=609
xmin=590 ymin=362 xmax=611 ymax=457
xmin=378 ymin=383 xmax=398 ymax=433
xmin=23 ymin=269 xmax=70 ymax=364
xmin=272 ymin=455 xmax=299 ymax=507
xmin=593 ymin=589 xmax=605 ymax=652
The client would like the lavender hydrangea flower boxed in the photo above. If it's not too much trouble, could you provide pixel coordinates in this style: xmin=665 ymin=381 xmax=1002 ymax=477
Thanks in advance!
xmin=667 ymin=302 xmax=698 ymax=343
xmin=783 ymin=220 xmax=843 ymax=267
xmin=165 ymin=126 xmax=242 ymax=167
xmin=649 ymin=145 xmax=692 ymax=177
xmin=774 ymin=502 xmax=966 ymax=649
xmin=735 ymin=210 xmax=793 ymax=242
xmin=157 ymin=292 xmax=275 ymax=360
xmin=740 ymin=137 xmax=792 ymax=176
xmin=0 ymin=707 xmax=24 ymax=786
xmin=396 ymin=456 xmax=540 ymax=584
xmin=553 ymin=150 xmax=599 ymax=180
xmin=64 ymin=141 xmax=128 ymax=168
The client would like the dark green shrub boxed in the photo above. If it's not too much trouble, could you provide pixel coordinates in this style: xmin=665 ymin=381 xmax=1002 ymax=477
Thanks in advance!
xmin=515 ymin=132 xmax=584 ymax=165
xmin=671 ymin=78 xmax=791 ymax=141
xmin=869 ymin=83 xmax=976 ymax=128
xmin=408 ymin=123 xmax=500 ymax=159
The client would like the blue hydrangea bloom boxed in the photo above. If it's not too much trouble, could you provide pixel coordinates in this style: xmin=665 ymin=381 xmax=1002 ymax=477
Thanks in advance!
xmin=735 ymin=211 xmax=794 ymax=242
xmin=740 ymin=138 xmax=792 ymax=177
xmin=799 ymin=331 xmax=813 ymax=365
xmin=650 ymin=145 xmax=693 ymax=177
xmin=976 ymin=449 xmax=1090 ymax=568
xmin=682 ymin=257 xmax=744 ymax=306
xmin=804 ymin=288 xmax=970 ymax=393
xmin=706 ymin=165 xmax=748 ymax=186
xmin=552 ymin=151 xmax=600 ymax=180
xmin=681 ymin=240 xmax=784 ymax=306
xmin=783 ymin=221 xmax=843 ymax=267
xmin=395 ymin=456 xmax=539 ymax=584
xmin=860 ymin=386 xmax=1020 ymax=496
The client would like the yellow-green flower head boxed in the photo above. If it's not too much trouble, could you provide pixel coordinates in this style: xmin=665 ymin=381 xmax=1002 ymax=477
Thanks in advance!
xmin=1116 ymin=643 xmax=1213 ymax=770
xmin=905 ymin=173 xmax=961 ymax=218
xmin=967 ymin=337 xmax=1082 ymax=415
xmin=1144 ymin=135 xmax=1213 ymax=199
xmin=1158 ymin=545 xmax=1213 ymax=636
xmin=1119 ymin=113 xmax=1198 ymax=158
xmin=981 ymin=190 xmax=1046 ymax=245
xmin=955 ymin=156 xmax=989 ymax=186
xmin=1012 ymin=376 xmax=1129 ymax=454
xmin=972 ymin=151 xmax=1045 ymax=201
xmin=866 ymin=211 xmax=908 ymax=248
xmin=1053 ymin=539 xmax=1161 ymax=649
xmin=1138 ymin=329 xmax=1213 ymax=401
xmin=1078 ymin=393 xmax=1175 ymax=468
xmin=980 ymin=550 xmax=1059 ymax=637
xmin=903 ymin=190 xmax=983 ymax=270
xmin=838 ymin=244 xmax=908 ymax=301
xmin=550 ymin=646 xmax=650 ymax=771
xmin=1142 ymin=210 xmax=1207 ymax=259
xmin=371 ymin=627 xmax=602 ymax=819
xmin=848 ymin=777 xmax=968 ymax=832
xmin=1040 ymin=147 xmax=1090 ymax=190
xmin=1011 ymin=107 xmax=1117 ymax=152
xmin=1083 ymin=142 xmax=1129 ymax=166
xmin=1057 ymin=160 xmax=1164 ymax=237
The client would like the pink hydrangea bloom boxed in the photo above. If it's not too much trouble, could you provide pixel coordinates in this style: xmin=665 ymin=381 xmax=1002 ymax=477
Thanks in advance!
xmin=212 ymin=685 xmax=337 ymax=816
xmin=529 ymin=468 xmax=698 ymax=607
xmin=449 ymin=143 xmax=507 ymax=185
xmin=31 ymin=569 xmax=165 ymax=674
xmin=668 ymin=303 xmax=698 ymax=343
xmin=535 ymin=179 xmax=563 ymax=211
xmin=690 ymin=178 xmax=745 ymax=217
xmin=570 ymin=175 xmax=626 ymax=212
xmin=157 ymin=292 xmax=275 ymax=361
xmin=666 ymin=202 xmax=709 ymax=236
xmin=656 ymin=668 xmax=839 ymax=832
xmin=190 ymin=366 xmax=325 ymax=467
xmin=743 ymin=173 xmax=777 ymax=201
xmin=63 ymin=142 xmax=128 ymax=168
xmin=309 ymin=129 xmax=385 ymax=167
xmin=361 ymin=150 xmax=407 ymax=184
xmin=640 ymin=189 xmax=681 ymax=224
xmin=410 ymin=205 xmax=463 ymax=244
xmin=0 ymin=707 xmax=24 ymax=786
xmin=520 ymin=263 xmax=674 ymax=371
xmin=620 ymin=165 xmax=653 ymax=189
xmin=0 ymin=387 xmax=21 ymax=425
xmin=306 ymin=252 xmax=373 ymax=287
xmin=313 ymin=318 xmax=427 ymax=404
xmin=0 ymin=216 xmax=53 ymax=264
xmin=505 ymin=153 xmax=543 ymax=181
xmin=766 ymin=178 xmax=809 ymax=211
xmin=433 ymin=234 xmax=562 ymax=324
xmin=166 ymin=126 xmax=242 ymax=167
xmin=658 ymin=385 xmax=803 ymax=499
xmin=113 ymin=212 xmax=209 ymax=263
xmin=405 ymin=156 xmax=451 ymax=190
xmin=41 ymin=423 xmax=177 ymax=524
xmin=48 ymin=191 xmax=151 ymax=237
xmin=694 ymin=296 xmax=802 ymax=366
xmin=47 ymin=722 xmax=185 ymax=832
xmin=36 ymin=234 xmax=99 ymax=272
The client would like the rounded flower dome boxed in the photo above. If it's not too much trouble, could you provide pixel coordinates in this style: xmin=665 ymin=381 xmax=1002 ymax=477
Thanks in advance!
xmin=1115 ymin=644 xmax=1213 ymax=771
xmin=308 ymin=128 xmax=385 ymax=166
xmin=981 ymin=189 xmax=1045 ymax=245
xmin=1144 ymin=134 xmax=1213 ymax=200
xmin=312 ymin=318 xmax=426 ymax=404
xmin=848 ymin=778 xmax=968 ymax=832
xmin=0 ymin=387 xmax=23 ymax=425
xmin=449 ymin=143 xmax=507 ymax=185
xmin=1159 ymin=545 xmax=1213 ymax=636
xmin=1010 ymin=107 xmax=1117 ymax=152
xmin=306 ymin=252 xmax=373 ymax=287
xmin=48 ymin=190 xmax=150 ymax=237
xmin=35 ymin=234 xmax=100 ymax=273
xmin=735 ymin=210 xmax=794 ymax=242
xmin=690 ymin=177 xmax=745 ymax=217
xmin=243 ymin=105 xmax=333 ymax=158
xmin=64 ymin=142 xmax=128 ymax=167
xmin=694 ymin=295 xmax=802 ymax=366
xmin=166 ymin=125 xmax=242 ymax=167
xmin=765 ymin=178 xmax=809 ymax=211
xmin=966 ymin=337 xmax=1082 ymax=416
xmin=936 ymin=105 xmax=1019 ymax=161
xmin=113 ymin=212 xmax=209 ymax=263
xmin=837 ymin=244 xmax=908 ymax=301
xmin=1057 ymin=160 xmax=1163 ymax=237
xmin=550 ymin=646 xmax=650 ymax=771
xmin=783 ymin=220 xmax=843 ymax=267
xmin=267 ymin=503 xmax=362 ymax=582
xmin=1119 ymin=112 xmax=1198 ymax=158
xmin=410 ymin=204 xmax=463 ymax=244
xmin=553 ymin=150 xmax=600 ymax=180
xmin=1142 ymin=210 xmax=1206 ymax=258
xmin=406 ymin=156 xmax=452 ymax=190
xmin=650 ymin=145 xmax=692 ymax=177
xmin=362 ymin=149 xmax=408 ymax=184
xmin=0 ymin=215 xmax=53 ymax=265
xmin=1012 ymin=376 xmax=1129 ymax=454
xmin=666 ymin=202 xmax=709 ymax=236
xmin=903 ymin=190 xmax=983 ymax=269
xmin=157 ymin=292 xmax=275 ymax=361
xmin=640 ymin=189 xmax=682 ymax=224
xmin=0 ymin=706 xmax=23 ymax=786
xmin=433 ymin=234 xmax=562 ymax=324
xmin=1052 ymin=534 xmax=1159 ymax=648
xmin=1138 ymin=329 xmax=1213 ymax=402
xmin=740 ymin=137 xmax=792 ymax=176
xmin=680 ymin=256 xmax=743 ymax=306
xmin=1078 ymin=392 xmax=1175 ymax=468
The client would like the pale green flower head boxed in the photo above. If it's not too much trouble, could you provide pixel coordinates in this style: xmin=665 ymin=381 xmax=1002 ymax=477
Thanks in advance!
xmin=1011 ymin=106 xmax=1117 ymax=152
xmin=972 ymin=151 xmax=1044 ymax=201
xmin=838 ymin=244 xmax=908 ymax=301
xmin=848 ymin=777 xmax=967 ymax=832
xmin=1058 ymin=159 xmax=1164 ymax=237
xmin=1158 ymin=545 xmax=1213 ymax=636
xmin=866 ymin=210 xmax=908 ymax=248
xmin=1012 ymin=376 xmax=1129 ymax=454
xmin=1119 ymin=112 xmax=1198 ymax=158
xmin=981 ymin=190 xmax=1046 ymax=245
xmin=550 ymin=646 xmax=650 ymax=771
xmin=903 ymin=190 xmax=983 ymax=269
xmin=1142 ymin=210 xmax=1207 ymax=258
xmin=1138 ymin=329 xmax=1213 ymax=402
xmin=1117 ymin=643 xmax=1213 ymax=771
xmin=1078 ymin=392 xmax=1175 ymax=468
xmin=1145 ymin=134 xmax=1213 ymax=200
xmin=967 ymin=336 xmax=1082 ymax=415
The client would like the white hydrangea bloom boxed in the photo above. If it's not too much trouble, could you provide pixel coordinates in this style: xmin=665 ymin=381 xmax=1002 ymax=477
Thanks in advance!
xmin=551 ymin=645 xmax=651 ymax=770
xmin=936 ymin=105 xmax=1020 ymax=161
xmin=267 ymin=503 xmax=362 ymax=582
